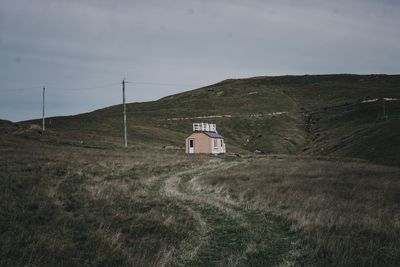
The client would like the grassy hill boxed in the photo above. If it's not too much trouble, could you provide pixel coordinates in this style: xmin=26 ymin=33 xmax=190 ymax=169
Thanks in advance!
xmin=2 ymin=74 xmax=400 ymax=266
xmin=25 ymin=74 xmax=400 ymax=166
xmin=278 ymin=74 xmax=400 ymax=166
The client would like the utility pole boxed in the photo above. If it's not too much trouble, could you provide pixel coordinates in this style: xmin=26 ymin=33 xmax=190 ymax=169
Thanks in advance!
xmin=42 ymin=86 xmax=45 ymax=131
xmin=383 ymin=98 xmax=388 ymax=121
xmin=122 ymin=79 xmax=128 ymax=147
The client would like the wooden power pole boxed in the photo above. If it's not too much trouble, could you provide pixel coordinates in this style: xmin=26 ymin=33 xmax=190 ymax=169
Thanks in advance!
xmin=122 ymin=79 xmax=128 ymax=147
xmin=383 ymin=98 xmax=388 ymax=121
xmin=42 ymin=86 xmax=45 ymax=131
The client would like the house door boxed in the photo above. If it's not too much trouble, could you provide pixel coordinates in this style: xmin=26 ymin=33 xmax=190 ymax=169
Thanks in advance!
xmin=188 ymin=139 xmax=195 ymax=153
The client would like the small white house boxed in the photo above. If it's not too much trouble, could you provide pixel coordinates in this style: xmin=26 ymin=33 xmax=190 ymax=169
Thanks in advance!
xmin=185 ymin=123 xmax=226 ymax=154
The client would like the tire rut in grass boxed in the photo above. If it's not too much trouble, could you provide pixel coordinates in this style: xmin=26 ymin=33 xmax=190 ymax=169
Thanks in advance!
xmin=158 ymin=161 xmax=295 ymax=266
xmin=181 ymin=200 xmax=249 ymax=266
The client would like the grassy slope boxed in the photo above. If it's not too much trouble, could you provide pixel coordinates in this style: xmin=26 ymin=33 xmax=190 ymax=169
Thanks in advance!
xmin=278 ymin=74 xmax=400 ymax=166
xmin=194 ymin=156 xmax=400 ymax=266
xmin=25 ymin=74 xmax=400 ymax=165
xmin=3 ymin=74 xmax=400 ymax=266
xmin=0 ymin=130 xmax=299 ymax=266
xmin=0 ymin=131 xmax=206 ymax=266
xmin=29 ymin=77 xmax=307 ymax=154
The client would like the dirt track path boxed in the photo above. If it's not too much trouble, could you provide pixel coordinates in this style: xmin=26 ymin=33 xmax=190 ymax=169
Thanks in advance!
xmin=152 ymin=158 xmax=298 ymax=266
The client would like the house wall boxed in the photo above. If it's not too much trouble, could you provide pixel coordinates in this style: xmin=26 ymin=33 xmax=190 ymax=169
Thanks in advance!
xmin=185 ymin=133 xmax=226 ymax=154
xmin=211 ymin=138 xmax=226 ymax=154
xmin=185 ymin=132 xmax=211 ymax=153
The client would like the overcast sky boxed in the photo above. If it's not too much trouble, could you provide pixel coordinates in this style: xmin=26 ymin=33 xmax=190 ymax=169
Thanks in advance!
xmin=1 ymin=0 xmax=399 ymax=121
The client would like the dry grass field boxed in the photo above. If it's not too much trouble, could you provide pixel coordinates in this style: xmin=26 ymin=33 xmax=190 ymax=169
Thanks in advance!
xmin=2 ymin=75 xmax=400 ymax=266
xmin=2 ymin=131 xmax=400 ymax=266
xmin=194 ymin=156 xmax=400 ymax=266
xmin=0 ymin=124 xmax=201 ymax=265
xmin=0 ymin=132 xmax=296 ymax=266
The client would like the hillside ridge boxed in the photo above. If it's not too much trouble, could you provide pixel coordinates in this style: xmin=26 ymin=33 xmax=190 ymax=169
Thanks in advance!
xmin=14 ymin=74 xmax=400 ymax=166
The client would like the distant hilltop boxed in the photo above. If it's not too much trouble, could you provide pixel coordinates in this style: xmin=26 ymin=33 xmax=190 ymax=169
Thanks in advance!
xmin=12 ymin=74 xmax=400 ymax=166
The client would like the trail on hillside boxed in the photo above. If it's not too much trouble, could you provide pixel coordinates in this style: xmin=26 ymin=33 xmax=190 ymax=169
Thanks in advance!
xmin=150 ymin=159 xmax=298 ymax=266
xmin=163 ymin=112 xmax=289 ymax=121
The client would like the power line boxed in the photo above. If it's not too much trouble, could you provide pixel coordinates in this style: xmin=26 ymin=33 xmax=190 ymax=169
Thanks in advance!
xmin=0 ymin=85 xmax=45 ymax=92
xmin=0 ymin=80 xmax=200 ymax=94
xmin=0 ymin=82 xmax=120 ymax=93
xmin=55 ymin=82 xmax=120 ymax=91
xmin=129 ymin=81 xmax=199 ymax=87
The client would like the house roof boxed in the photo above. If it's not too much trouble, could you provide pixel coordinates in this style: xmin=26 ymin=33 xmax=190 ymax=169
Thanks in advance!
xmin=186 ymin=131 xmax=224 ymax=139
xmin=202 ymin=131 xmax=224 ymax=139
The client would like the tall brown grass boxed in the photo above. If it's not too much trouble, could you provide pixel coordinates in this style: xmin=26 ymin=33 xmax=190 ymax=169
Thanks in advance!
xmin=0 ymin=134 xmax=206 ymax=266
xmin=195 ymin=156 xmax=400 ymax=266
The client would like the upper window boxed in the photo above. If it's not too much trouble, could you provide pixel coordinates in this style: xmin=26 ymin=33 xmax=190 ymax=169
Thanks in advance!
xmin=214 ymin=139 xmax=218 ymax=148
